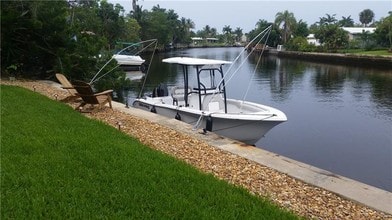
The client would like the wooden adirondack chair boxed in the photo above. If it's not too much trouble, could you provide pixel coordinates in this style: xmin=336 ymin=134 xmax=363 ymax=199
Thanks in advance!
xmin=72 ymin=80 xmax=113 ymax=113
xmin=55 ymin=73 xmax=80 ymax=102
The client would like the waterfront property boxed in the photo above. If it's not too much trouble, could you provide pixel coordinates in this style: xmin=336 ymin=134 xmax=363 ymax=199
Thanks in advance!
xmin=342 ymin=27 xmax=376 ymax=40
xmin=306 ymin=34 xmax=321 ymax=46
xmin=2 ymin=81 xmax=391 ymax=218
xmin=125 ymin=47 xmax=392 ymax=192
xmin=191 ymin=37 xmax=220 ymax=46
xmin=306 ymin=27 xmax=377 ymax=47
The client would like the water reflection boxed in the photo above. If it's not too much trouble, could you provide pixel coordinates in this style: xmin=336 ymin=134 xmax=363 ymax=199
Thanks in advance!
xmin=123 ymin=47 xmax=392 ymax=191
xmin=247 ymin=54 xmax=392 ymax=117
xmin=368 ymin=74 xmax=392 ymax=110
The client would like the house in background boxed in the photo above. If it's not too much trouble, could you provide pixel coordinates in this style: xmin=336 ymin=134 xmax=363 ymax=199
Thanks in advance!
xmin=306 ymin=27 xmax=376 ymax=46
xmin=341 ymin=27 xmax=376 ymax=40
xmin=191 ymin=37 xmax=203 ymax=45
xmin=191 ymin=37 xmax=219 ymax=45
xmin=206 ymin=37 xmax=219 ymax=43
xmin=307 ymin=34 xmax=321 ymax=46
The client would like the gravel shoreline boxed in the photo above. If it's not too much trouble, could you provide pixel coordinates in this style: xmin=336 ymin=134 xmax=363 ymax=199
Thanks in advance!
xmin=2 ymin=79 xmax=391 ymax=219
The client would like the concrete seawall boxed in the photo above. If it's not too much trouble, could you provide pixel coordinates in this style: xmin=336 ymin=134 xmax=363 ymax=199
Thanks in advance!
xmin=274 ymin=51 xmax=392 ymax=69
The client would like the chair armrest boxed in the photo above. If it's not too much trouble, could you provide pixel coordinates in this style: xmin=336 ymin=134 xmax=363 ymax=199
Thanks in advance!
xmin=61 ymin=86 xmax=74 ymax=89
xmin=95 ymin=90 xmax=113 ymax=96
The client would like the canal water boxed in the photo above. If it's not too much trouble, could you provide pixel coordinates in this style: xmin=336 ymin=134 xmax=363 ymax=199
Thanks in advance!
xmin=124 ymin=47 xmax=392 ymax=192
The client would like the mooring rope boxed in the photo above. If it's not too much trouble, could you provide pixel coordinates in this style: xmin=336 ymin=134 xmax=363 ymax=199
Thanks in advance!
xmin=193 ymin=114 xmax=204 ymax=130
xmin=138 ymin=40 xmax=158 ymax=98
xmin=240 ymin=28 xmax=272 ymax=110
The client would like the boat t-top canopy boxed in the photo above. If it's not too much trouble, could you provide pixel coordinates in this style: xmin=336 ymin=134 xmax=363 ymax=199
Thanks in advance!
xmin=162 ymin=57 xmax=231 ymax=66
xmin=162 ymin=57 xmax=231 ymax=113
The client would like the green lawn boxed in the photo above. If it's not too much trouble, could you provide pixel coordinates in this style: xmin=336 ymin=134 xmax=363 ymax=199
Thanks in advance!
xmin=1 ymin=85 xmax=300 ymax=219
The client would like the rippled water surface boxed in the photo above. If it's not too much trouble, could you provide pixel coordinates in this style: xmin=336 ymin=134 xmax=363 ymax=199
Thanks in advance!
xmin=125 ymin=47 xmax=392 ymax=192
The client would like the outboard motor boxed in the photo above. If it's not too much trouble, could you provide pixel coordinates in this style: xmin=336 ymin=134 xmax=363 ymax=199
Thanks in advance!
xmin=140 ymin=63 xmax=148 ymax=73
xmin=152 ymin=83 xmax=168 ymax=97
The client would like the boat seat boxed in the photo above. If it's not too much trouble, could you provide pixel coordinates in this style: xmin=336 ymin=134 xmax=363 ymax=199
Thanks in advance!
xmin=202 ymin=94 xmax=224 ymax=112
xmin=171 ymin=86 xmax=192 ymax=106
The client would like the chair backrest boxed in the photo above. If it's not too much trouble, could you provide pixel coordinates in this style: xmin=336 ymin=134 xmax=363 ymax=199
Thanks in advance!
xmin=171 ymin=86 xmax=192 ymax=101
xmin=72 ymin=80 xmax=99 ymax=104
xmin=55 ymin=73 xmax=77 ymax=95
xmin=202 ymin=93 xmax=224 ymax=112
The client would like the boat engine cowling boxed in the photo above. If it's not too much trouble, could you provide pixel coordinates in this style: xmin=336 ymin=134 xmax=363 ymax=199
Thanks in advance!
xmin=152 ymin=83 xmax=168 ymax=97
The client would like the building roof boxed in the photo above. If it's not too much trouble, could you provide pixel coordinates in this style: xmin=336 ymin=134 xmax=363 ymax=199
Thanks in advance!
xmin=342 ymin=27 xmax=376 ymax=34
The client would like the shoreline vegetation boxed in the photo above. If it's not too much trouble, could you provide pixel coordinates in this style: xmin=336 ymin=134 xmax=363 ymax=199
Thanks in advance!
xmin=274 ymin=50 xmax=392 ymax=69
xmin=3 ymin=2 xmax=390 ymax=84
xmin=150 ymin=45 xmax=392 ymax=69
xmin=1 ymin=80 xmax=391 ymax=219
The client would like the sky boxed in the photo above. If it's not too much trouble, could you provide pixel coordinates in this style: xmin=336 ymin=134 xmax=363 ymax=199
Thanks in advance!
xmin=111 ymin=0 xmax=392 ymax=33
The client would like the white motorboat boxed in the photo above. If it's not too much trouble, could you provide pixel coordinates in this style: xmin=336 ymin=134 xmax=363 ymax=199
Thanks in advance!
xmin=132 ymin=57 xmax=287 ymax=145
xmin=90 ymin=39 xmax=157 ymax=85
xmin=112 ymin=54 xmax=145 ymax=66
xmin=112 ymin=54 xmax=147 ymax=72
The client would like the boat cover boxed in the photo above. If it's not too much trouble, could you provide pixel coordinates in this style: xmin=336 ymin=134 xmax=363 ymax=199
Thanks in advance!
xmin=162 ymin=57 xmax=231 ymax=66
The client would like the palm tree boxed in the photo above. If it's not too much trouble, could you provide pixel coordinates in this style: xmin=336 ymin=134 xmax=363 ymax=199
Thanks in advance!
xmin=185 ymin=18 xmax=195 ymax=31
xmin=294 ymin=19 xmax=309 ymax=37
xmin=339 ymin=15 xmax=354 ymax=27
xmin=234 ymin=27 xmax=243 ymax=42
xmin=255 ymin=19 xmax=270 ymax=30
xmin=179 ymin=17 xmax=194 ymax=44
xmin=275 ymin=10 xmax=296 ymax=44
xmin=318 ymin=13 xmax=337 ymax=25
xmin=132 ymin=0 xmax=137 ymax=12
xmin=130 ymin=0 xmax=144 ymax=23
xmin=210 ymin=28 xmax=217 ymax=37
xmin=202 ymin=25 xmax=211 ymax=38
xmin=222 ymin=25 xmax=233 ymax=44
xmin=222 ymin=25 xmax=232 ymax=35
xmin=359 ymin=9 xmax=375 ymax=27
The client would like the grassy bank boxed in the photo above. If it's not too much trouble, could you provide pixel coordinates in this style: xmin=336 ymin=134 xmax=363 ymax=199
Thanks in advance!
xmin=1 ymin=85 xmax=299 ymax=219
xmin=339 ymin=49 xmax=392 ymax=56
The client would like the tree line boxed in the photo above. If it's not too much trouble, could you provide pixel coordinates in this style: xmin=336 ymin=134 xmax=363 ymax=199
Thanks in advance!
xmin=1 ymin=0 xmax=391 ymax=85
xmin=257 ymin=9 xmax=392 ymax=53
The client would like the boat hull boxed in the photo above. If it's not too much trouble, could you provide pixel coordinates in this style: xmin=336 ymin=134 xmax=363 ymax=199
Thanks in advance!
xmin=133 ymin=99 xmax=285 ymax=145
xmin=120 ymin=65 xmax=144 ymax=72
